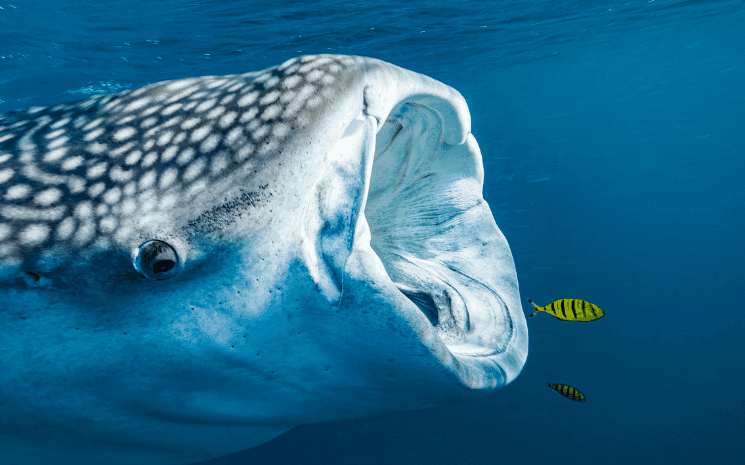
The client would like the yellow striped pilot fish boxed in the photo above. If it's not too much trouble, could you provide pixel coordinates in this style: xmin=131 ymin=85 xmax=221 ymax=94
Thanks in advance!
xmin=548 ymin=383 xmax=586 ymax=402
xmin=528 ymin=298 xmax=604 ymax=321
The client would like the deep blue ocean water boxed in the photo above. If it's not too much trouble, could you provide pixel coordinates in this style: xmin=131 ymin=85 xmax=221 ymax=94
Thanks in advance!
xmin=2 ymin=0 xmax=744 ymax=464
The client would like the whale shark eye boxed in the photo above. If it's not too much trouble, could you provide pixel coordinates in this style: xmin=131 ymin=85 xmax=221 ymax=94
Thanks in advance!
xmin=134 ymin=240 xmax=180 ymax=280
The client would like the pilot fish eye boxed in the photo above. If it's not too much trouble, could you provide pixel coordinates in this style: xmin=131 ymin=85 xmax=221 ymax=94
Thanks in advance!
xmin=134 ymin=240 xmax=180 ymax=280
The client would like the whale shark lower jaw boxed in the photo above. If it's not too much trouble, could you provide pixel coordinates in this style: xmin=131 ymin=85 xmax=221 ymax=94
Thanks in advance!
xmin=0 ymin=55 xmax=527 ymax=464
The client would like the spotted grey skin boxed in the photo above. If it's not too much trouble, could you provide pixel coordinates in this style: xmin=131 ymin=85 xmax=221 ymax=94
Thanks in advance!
xmin=0 ymin=55 xmax=527 ymax=465
xmin=0 ymin=55 xmax=362 ymax=268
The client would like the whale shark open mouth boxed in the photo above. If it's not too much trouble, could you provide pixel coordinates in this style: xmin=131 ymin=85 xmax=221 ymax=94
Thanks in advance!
xmin=331 ymin=96 xmax=525 ymax=388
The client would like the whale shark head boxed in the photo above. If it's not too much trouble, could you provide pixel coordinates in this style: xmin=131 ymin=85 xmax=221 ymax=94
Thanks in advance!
xmin=0 ymin=55 xmax=527 ymax=465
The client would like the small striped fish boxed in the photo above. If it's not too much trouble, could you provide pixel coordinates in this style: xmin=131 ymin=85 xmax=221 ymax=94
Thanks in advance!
xmin=548 ymin=383 xmax=586 ymax=402
xmin=528 ymin=298 xmax=604 ymax=321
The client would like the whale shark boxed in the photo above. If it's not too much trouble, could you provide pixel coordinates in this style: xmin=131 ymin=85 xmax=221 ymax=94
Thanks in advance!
xmin=0 ymin=55 xmax=527 ymax=464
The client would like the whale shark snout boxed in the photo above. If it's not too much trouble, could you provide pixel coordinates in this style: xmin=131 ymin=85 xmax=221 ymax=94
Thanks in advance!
xmin=0 ymin=55 xmax=527 ymax=465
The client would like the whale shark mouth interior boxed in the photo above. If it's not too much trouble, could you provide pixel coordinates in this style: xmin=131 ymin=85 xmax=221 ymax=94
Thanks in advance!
xmin=361 ymin=100 xmax=512 ymax=358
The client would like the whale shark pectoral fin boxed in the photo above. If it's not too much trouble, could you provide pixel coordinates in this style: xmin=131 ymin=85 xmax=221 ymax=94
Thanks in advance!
xmin=302 ymin=113 xmax=378 ymax=303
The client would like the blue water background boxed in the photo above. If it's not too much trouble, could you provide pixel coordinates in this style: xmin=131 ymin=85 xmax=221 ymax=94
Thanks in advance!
xmin=2 ymin=1 xmax=744 ymax=463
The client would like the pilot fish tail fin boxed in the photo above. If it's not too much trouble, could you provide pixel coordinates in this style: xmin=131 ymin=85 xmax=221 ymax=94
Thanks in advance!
xmin=527 ymin=299 xmax=543 ymax=318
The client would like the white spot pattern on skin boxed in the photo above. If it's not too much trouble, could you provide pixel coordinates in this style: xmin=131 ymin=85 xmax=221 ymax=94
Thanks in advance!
xmin=225 ymin=127 xmax=243 ymax=146
xmin=74 ymin=221 xmax=95 ymax=245
xmin=83 ymin=118 xmax=103 ymax=131
xmin=87 ymin=162 xmax=108 ymax=179
xmin=117 ymin=115 xmax=136 ymax=126
xmin=166 ymin=78 xmax=198 ymax=91
xmin=123 ymin=182 xmax=136 ymax=196
xmin=240 ymin=107 xmax=259 ymax=123
xmin=162 ymin=146 xmax=179 ymax=162
xmin=219 ymin=112 xmax=237 ymax=128
xmin=265 ymin=76 xmax=280 ymax=88
xmin=141 ymin=152 xmax=158 ymax=167
xmin=254 ymin=73 xmax=270 ymax=84
xmin=68 ymin=177 xmax=86 ymax=194
xmin=262 ymin=105 xmax=281 ymax=120
xmin=74 ymin=116 xmax=88 ymax=128
xmin=0 ymin=223 xmax=10 ymax=241
xmin=35 ymin=188 xmax=62 ymax=206
xmin=139 ymin=171 xmax=156 ymax=189
xmin=283 ymin=75 xmax=301 ymax=88
xmin=196 ymin=99 xmax=216 ymax=112
xmin=143 ymin=139 xmax=156 ymax=151
xmin=84 ymin=128 xmax=105 ymax=141
xmin=44 ymin=148 xmax=68 ymax=162
xmin=160 ymin=193 xmax=177 ymax=211
xmin=48 ymin=136 xmax=69 ymax=150
xmin=142 ymin=105 xmax=162 ymax=116
xmin=141 ymin=117 xmax=158 ymax=128
xmin=159 ymin=168 xmax=178 ymax=189
xmin=173 ymin=132 xmax=186 ymax=144
xmin=259 ymin=91 xmax=280 ymax=105
xmin=121 ymin=198 xmax=136 ymax=215
xmin=109 ymin=166 xmax=133 ymax=182
xmin=88 ymin=182 xmax=105 ymax=198
xmin=103 ymin=187 xmax=122 ymax=205
xmin=2 ymin=205 xmax=66 ymax=221
xmin=163 ymin=117 xmax=182 ymax=127
xmin=226 ymin=82 xmax=244 ymax=92
xmin=6 ymin=185 xmax=30 ymax=200
xmin=181 ymin=118 xmax=200 ymax=130
xmin=62 ymin=156 xmax=84 ymax=170
xmin=19 ymin=224 xmax=50 ymax=246
xmin=190 ymin=126 xmax=211 ymax=142
xmin=206 ymin=79 xmax=228 ymax=89
xmin=210 ymin=153 xmax=229 ymax=174
xmin=51 ymin=118 xmax=71 ymax=129
xmin=186 ymin=178 xmax=207 ymax=197
xmin=0 ymin=168 xmax=15 ymax=184
xmin=87 ymin=142 xmax=107 ymax=154
xmin=126 ymin=97 xmax=152 ymax=112
xmin=280 ymin=91 xmax=296 ymax=103
xmin=207 ymin=106 xmax=225 ymax=120
xmin=158 ymin=131 xmax=174 ymax=146
xmin=306 ymin=69 xmax=323 ymax=82
xmin=75 ymin=202 xmax=93 ymax=218
xmin=113 ymin=127 xmax=136 ymax=141
xmin=96 ymin=203 xmax=108 ymax=217
xmin=253 ymin=126 xmax=269 ymax=139
xmin=162 ymin=103 xmax=183 ymax=116
xmin=272 ymin=123 xmax=289 ymax=138
xmin=56 ymin=217 xmax=75 ymax=240
xmin=200 ymin=134 xmax=220 ymax=153
xmin=176 ymin=147 xmax=195 ymax=165
xmin=235 ymin=144 xmax=255 ymax=162
xmin=237 ymin=91 xmax=259 ymax=107
xmin=165 ymin=87 xmax=199 ymax=104
xmin=183 ymin=158 xmax=206 ymax=182
xmin=45 ymin=129 xmax=65 ymax=140
xmin=124 ymin=151 xmax=142 ymax=165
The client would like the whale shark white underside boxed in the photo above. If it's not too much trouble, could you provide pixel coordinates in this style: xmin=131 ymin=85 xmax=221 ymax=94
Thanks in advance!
xmin=0 ymin=55 xmax=527 ymax=464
